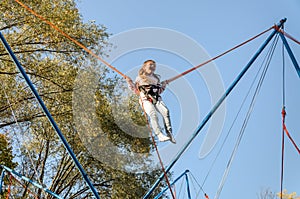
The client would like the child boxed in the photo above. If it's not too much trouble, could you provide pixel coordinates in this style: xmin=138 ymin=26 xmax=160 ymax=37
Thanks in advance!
xmin=126 ymin=60 xmax=176 ymax=143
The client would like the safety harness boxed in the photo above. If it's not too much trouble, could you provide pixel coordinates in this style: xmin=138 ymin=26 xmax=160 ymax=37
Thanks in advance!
xmin=138 ymin=84 xmax=161 ymax=104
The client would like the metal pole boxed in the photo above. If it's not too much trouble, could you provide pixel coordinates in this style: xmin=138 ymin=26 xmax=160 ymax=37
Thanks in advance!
xmin=185 ymin=173 xmax=191 ymax=199
xmin=0 ymin=169 xmax=5 ymax=194
xmin=0 ymin=165 xmax=62 ymax=198
xmin=278 ymin=31 xmax=300 ymax=78
xmin=143 ymin=18 xmax=286 ymax=199
xmin=0 ymin=32 xmax=101 ymax=199
xmin=154 ymin=170 xmax=190 ymax=199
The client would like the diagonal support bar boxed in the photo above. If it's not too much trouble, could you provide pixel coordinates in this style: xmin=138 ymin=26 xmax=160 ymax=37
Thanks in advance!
xmin=278 ymin=31 xmax=300 ymax=78
xmin=185 ymin=171 xmax=192 ymax=199
xmin=0 ymin=169 xmax=5 ymax=194
xmin=0 ymin=165 xmax=62 ymax=198
xmin=143 ymin=18 xmax=286 ymax=199
xmin=0 ymin=32 xmax=100 ymax=199
xmin=154 ymin=170 xmax=190 ymax=199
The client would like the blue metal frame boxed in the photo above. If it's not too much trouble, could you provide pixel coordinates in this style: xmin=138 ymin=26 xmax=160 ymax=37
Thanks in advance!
xmin=0 ymin=32 xmax=100 ymax=199
xmin=278 ymin=31 xmax=300 ymax=78
xmin=143 ymin=18 xmax=287 ymax=199
xmin=185 ymin=172 xmax=191 ymax=199
xmin=0 ymin=165 xmax=62 ymax=198
xmin=154 ymin=170 xmax=191 ymax=199
xmin=0 ymin=169 xmax=5 ymax=194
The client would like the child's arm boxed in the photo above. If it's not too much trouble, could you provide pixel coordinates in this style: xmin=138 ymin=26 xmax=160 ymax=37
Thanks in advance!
xmin=125 ymin=76 xmax=139 ymax=95
xmin=158 ymin=80 xmax=168 ymax=94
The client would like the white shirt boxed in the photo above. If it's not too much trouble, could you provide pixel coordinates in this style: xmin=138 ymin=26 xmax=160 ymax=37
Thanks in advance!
xmin=127 ymin=74 xmax=165 ymax=101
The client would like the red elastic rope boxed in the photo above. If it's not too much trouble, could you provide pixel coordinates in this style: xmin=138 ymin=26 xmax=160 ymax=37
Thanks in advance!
xmin=140 ymin=97 xmax=176 ymax=199
xmin=283 ymin=123 xmax=300 ymax=154
xmin=14 ymin=0 xmax=127 ymax=79
xmin=6 ymin=174 xmax=12 ymax=199
xmin=281 ymin=108 xmax=300 ymax=154
xmin=205 ymin=193 xmax=209 ymax=199
xmin=166 ymin=26 xmax=274 ymax=83
xmin=280 ymin=107 xmax=285 ymax=199
xmin=9 ymin=173 xmax=39 ymax=199
xmin=274 ymin=25 xmax=300 ymax=45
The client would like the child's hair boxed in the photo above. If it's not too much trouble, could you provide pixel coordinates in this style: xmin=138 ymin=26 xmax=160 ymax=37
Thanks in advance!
xmin=138 ymin=60 xmax=161 ymax=83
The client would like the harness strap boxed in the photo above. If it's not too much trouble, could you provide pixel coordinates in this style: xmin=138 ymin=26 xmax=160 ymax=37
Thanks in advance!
xmin=138 ymin=84 xmax=161 ymax=104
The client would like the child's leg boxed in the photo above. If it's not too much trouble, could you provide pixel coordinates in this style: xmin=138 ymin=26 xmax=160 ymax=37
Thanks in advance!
xmin=155 ymin=100 xmax=172 ymax=132
xmin=155 ymin=100 xmax=176 ymax=143
xmin=141 ymin=100 xmax=169 ymax=142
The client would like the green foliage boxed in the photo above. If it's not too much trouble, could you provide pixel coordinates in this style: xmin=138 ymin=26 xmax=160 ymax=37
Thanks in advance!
xmin=0 ymin=134 xmax=17 ymax=168
xmin=258 ymin=189 xmax=300 ymax=199
xmin=0 ymin=134 xmax=17 ymax=199
xmin=258 ymin=188 xmax=276 ymax=199
xmin=277 ymin=190 xmax=300 ymax=199
xmin=0 ymin=0 xmax=165 ymax=198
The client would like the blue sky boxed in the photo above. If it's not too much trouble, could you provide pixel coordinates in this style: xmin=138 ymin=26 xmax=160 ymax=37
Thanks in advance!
xmin=77 ymin=1 xmax=300 ymax=198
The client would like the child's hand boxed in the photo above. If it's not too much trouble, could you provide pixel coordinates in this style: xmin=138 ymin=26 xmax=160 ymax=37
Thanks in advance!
xmin=161 ymin=80 xmax=168 ymax=88
xmin=125 ymin=76 xmax=133 ymax=83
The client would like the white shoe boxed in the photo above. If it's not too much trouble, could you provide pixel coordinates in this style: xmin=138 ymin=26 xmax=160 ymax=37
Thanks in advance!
xmin=168 ymin=134 xmax=176 ymax=144
xmin=166 ymin=129 xmax=176 ymax=144
xmin=157 ymin=133 xmax=170 ymax=142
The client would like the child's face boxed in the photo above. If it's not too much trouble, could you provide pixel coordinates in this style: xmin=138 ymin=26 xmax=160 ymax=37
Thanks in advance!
xmin=144 ymin=61 xmax=156 ymax=75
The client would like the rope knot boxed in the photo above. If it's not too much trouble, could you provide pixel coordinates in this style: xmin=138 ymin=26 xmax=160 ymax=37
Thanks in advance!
xmin=281 ymin=107 xmax=286 ymax=118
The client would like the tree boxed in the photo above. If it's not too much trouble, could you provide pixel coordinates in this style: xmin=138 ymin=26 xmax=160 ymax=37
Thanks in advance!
xmin=0 ymin=134 xmax=17 ymax=199
xmin=258 ymin=189 xmax=300 ymax=199
xmin=258 ymin=188 xmax=276 ymax=199
xmin=277 ymin=190 xmax=300 ymax=199
xmin=0 ymin=134 xmax=17 ymax=169
xmin=0 ymin=0 xmax=165 ymax=198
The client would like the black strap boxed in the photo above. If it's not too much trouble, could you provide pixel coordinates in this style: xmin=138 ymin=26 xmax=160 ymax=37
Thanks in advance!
xmin=138 ymin=84 xmax=161 ymax=104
